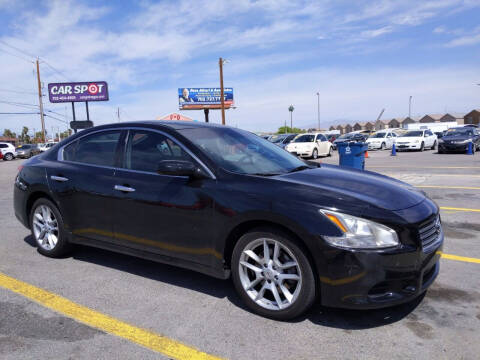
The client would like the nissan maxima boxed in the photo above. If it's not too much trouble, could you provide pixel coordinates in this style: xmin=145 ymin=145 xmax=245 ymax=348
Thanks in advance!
xmin=13 ymin=121 xmax=443 ymax=320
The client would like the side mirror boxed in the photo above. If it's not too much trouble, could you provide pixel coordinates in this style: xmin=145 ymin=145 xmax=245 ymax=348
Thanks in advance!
xmin=157 ymin=160 xmax=200 ymax=177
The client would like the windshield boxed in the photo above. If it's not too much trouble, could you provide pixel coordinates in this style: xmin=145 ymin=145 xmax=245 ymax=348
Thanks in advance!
xmin=445 ymin=128 xmax=473 ymax=136
xmin=293 ymin=134 xmax=315 ymax=143
xmin=403 ymin=131 xmax=423 ymax=137
xmin=178 ymin=127 xmax=307 ymax=175
xmin=370 ymin=133 xmax=386 ymax=138
xmin=270 ymin=135 xmax=287 ymax=143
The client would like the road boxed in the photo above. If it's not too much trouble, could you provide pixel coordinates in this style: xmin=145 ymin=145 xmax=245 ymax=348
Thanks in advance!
xmin=1 ymin=149 xmax=479 ymax=359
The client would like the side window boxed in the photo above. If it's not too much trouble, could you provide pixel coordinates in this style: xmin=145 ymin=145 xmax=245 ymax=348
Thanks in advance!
xmin=124 ymin=130 xmax=193 ymax=173
xmin=0 ymin=144 xmax=7 ymax=148
xmin=63 ymin=131 xmax=121 ymax=167
xmin=318 ymin=134 xmax=326 ymax=142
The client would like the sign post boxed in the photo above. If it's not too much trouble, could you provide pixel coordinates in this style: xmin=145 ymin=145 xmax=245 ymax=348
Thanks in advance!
xmin=48 ymin=81 xmax=109 ymax=133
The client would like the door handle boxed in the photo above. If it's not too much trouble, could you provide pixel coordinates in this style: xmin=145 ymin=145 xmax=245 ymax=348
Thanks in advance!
xmin=114 ymin=185 xmax=136 ymax=193
xmin=51 ymin=175 xmax=69 ymax=182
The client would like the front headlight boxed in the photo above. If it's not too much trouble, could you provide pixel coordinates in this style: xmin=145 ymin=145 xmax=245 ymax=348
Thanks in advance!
xmin=414 ymin=140 xmax=420 ymax=143
xmin=320 ymin=210 xmax=399 ymax=249
xmin=438 ymin=138 xmax=444 ymax=143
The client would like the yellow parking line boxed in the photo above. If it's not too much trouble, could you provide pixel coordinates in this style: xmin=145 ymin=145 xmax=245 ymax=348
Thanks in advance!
xmin=438 ymin=252 xmax=480 ymax=264
xmin=417 ymin=185 xmax=480 ymax=190
xmin=440 ymin=206 xmax=480 ymax=213
xmin=370 ymin=166 xmax=479 ymax=169
xmin=0 ymin=272 xmax=223 ymax=360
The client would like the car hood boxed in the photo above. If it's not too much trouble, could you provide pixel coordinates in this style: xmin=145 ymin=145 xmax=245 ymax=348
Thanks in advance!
xmin=276 ymin=165 xmax=425 ymax=211
xmin=396 ymin=136 xmax=422 ymax=142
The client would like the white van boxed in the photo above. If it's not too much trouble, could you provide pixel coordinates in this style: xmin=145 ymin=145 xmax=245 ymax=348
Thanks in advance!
xmin=0 ymin=142 xmax=17 ymax=161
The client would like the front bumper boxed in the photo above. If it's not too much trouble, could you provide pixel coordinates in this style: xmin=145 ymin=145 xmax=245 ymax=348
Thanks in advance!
xmin=367 ymin=142 xmax=382 ymax=150
xmin=318 ymin=226 xmax=443 ymax=309
xmin=288 ymin=149 xmax=313 ymax=158
xmin=396 ymin=143 xmax=421 ymax=150
xmin=438 ymin=142 xmax=469 ymax=152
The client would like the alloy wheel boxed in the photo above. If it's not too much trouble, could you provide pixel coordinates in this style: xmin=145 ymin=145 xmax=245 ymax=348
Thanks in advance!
xmin=312 ymin=149 xmax=318 ymax=159
xmin=32 ymin=205 xmax=59 ymax=250
xmin=238 ymin=238 xmax=302 ymax=311
xmin=5 ymin=153 xmax=13 ymax=161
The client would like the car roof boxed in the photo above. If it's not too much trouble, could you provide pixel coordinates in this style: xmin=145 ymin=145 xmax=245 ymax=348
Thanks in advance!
xmin=101 ymin=120 xmax=226 ymax=131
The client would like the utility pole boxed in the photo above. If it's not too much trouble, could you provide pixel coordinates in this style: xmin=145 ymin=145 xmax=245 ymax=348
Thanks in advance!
xmin=316 ymin=92 xmax=320 ymax=130
xmin=36 ymin=58 xmax=46 ymax=142
xmin=219 ymin=57 xmax=226 ymax=126
xmin=117 ymin=107 xmax=120 ymax=122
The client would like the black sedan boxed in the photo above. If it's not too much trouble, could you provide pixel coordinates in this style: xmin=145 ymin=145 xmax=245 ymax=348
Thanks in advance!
xmin=438 ymin=127 xmax=480 ymax=154
xmin=13 ymin=121 xmax=443 ymax=320
xmin=333 ymin=132 xmax=367 ymax=147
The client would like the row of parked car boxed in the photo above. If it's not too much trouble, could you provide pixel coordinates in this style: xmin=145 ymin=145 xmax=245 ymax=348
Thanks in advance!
xmin=0 ymin=142 xmax=58 ymax=161
xmin=263 ymin=124 xmax=480 ymax=159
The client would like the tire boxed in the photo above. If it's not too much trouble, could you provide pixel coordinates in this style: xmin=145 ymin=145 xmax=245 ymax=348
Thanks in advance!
xmin=231 ymin=227 xmax=316 ymax=320
xmin=380 ymin=142 xmax=386 ymax=150
xmin=420 ymin=142 xmax=424 ymax=152
xmin=328 ymin=146 xmax=332 ymax=157
xmin=431 ymin=141 xmax=436 ymax=150
xmin=29 ymin=198 xmax=71 ymax=257
xmin=312 ymin=148 xmax=318 ymax=159
xmin=3 ymin=153 xmax=13 ymax=161
xmin=438 ymin=148 xmax=444 ymax=154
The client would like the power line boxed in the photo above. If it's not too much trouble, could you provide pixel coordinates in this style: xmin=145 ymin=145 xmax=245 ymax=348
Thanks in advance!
xmin=0 ymin=39 xmax=36 ymax=59
xmin=0 ymin=100 xmax=39 ymax=108
xmin=0 ymin=112 xmax=39 ymax=115
xmin=0 ymin=88 xmax=39 ymax=95
xmin=0 ymin=46 xmax=34 ymax=63
xmin=40 ymin=59 xmax=71 ymax=81
xmin=44 ymin=113 xmax=68 ymax=124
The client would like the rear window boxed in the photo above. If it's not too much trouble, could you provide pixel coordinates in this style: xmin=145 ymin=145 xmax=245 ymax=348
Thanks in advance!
xmin=63 ymin=131 xmax=121 ymax=167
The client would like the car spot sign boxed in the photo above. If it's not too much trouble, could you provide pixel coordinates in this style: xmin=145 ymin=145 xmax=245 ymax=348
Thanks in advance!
xmin=48 ymin=82 xmax=109 ymax=103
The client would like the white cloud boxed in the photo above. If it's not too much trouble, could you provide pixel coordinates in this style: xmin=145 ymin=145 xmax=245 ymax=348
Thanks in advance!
xmin=446 ymin=32 xmax=480 ymax=46
xmin=361 ymin=26 xmax=394 ymax=38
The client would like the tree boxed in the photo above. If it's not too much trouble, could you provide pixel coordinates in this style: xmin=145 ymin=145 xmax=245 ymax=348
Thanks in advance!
xmin=19 ymin=127 xmax=30 ymax=144
xmin=277 ymin=126 xmax=305 ymax=134
xmin=2 ymin=129 xmax=16 ymax=138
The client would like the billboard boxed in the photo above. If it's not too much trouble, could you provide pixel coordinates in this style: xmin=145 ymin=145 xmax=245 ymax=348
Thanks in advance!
xmin=48 ymin=81 xmax=109 ymax=103
xmin=178 ymin=87 xmax=234 ymax=110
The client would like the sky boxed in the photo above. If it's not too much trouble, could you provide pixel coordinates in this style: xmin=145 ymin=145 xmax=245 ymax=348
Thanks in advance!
xmin=0 ymin=0 xmax=480 ymax=136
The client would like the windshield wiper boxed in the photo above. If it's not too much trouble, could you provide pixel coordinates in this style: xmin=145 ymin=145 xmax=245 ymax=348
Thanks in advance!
xmin=288 ymin=165 xmax=312 ymax=173
xmin=250 ymin=172 xmax=281 ymax=177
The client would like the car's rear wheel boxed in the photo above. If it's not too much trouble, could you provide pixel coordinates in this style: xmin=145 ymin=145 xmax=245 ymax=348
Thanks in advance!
xmin=231 ymin=227 xmax=316 ymax=320
xmin=431 ymin=141 xmax=437 ymax=150
xmin=381 ymin=142 xmax=386 ymax=150
xmin=30 ymin=198 xmax=71 ymax=257
xmin=312 ymin=148 xmax=318 ymax=159
xmin=4 ymin=153 xmax=13 ymax=161
xmin=328 ymin=146 xmax=332 ymax=157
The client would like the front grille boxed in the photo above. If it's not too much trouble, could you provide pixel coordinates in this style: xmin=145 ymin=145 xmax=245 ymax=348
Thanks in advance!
xmin=418 ymin=215 xmax=442 ymax=253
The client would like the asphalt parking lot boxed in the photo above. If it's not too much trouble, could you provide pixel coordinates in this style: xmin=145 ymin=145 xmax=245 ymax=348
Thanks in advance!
xmin=1 ymin=149 xmax=479 ymax=360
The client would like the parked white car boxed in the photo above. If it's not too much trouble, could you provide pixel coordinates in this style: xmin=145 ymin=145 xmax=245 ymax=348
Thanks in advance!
xmin=0 ymin=142 xmax=17 ymax=161
xmin=284 ymin=133 xmax=332 ymax=159
xmin=395 ymin=129 xmax=437 ymax=151
xmin=366 ymin=130 xmax=397 ymax=150
xmin=38 ymin=142 xmax=58 ymax=152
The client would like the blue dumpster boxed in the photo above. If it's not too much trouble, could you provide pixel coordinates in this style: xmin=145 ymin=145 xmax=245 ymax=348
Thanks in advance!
xmin=336 ymin=142 xmax=368 ymax=170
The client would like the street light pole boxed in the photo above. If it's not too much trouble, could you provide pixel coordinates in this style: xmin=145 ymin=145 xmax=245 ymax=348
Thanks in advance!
xmin=288 ymin=105 xmax=294 ymax=130
xmin=409 ymin=95 xmax=412 ymax=119
xmin=316 ymin=92 xmax=320 ymax=130
xmin=219 ymin=57 xmax=226 ymax=126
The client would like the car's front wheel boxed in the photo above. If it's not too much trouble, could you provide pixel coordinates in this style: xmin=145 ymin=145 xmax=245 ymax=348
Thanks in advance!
xmin=231 ymin=227 xmax=316 ymax=320
xmin=420 ymin=142 xmax=424 ymax=151
xmin=30 ymin=198 xmax=71 ymax=257
xmin=312 ymin=148 xmax=318 ymax=159
xmin=328 ymin=146 xmax=332 ymax=157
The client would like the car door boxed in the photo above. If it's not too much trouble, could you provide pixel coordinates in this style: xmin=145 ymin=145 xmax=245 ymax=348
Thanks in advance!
xmin=385 ymin=133 xmax=393 ymax=148
xmin=46 ymin=129 xmax=123 ymax=243
xmin=111 ymin=128 xmax=216 ymax=265
xmin=318 ymin=134 xmax=329 ymax=154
